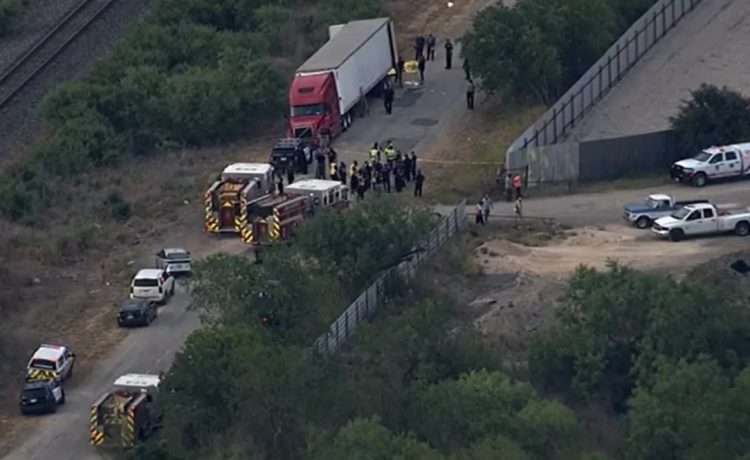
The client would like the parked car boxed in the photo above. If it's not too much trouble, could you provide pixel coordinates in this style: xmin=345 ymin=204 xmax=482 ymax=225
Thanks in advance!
xmin=130 ymin=269 xmax=175 ymax=304
xmin=26 ymin=344 xmax=75 ymax=383
xmin=117 ymin=299 xmax=158 ymax=327
xmin=19 ymin=379 xmax=65 ymax=415
xmin=670 ymin=142 xmax=750 ymax=187
xmin=652 ymin=203 xmax=750 ymax=241
xmin=623 ymin=194 xmax=709 ymax=228
xmin=155 ymin=248 xmax=192 ymax=276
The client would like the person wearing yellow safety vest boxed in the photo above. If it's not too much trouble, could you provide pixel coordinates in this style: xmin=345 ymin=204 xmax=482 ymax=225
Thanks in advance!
xmin=369 ymin=142 xmax=380 ymax=162
xmin=384 ymin=141 xmax=397 ymax=165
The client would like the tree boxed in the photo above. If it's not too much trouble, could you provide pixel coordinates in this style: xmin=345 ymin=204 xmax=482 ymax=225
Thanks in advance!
xmin=0 ymin=0 xmax=22 ymax=36
xmin=449 ymin=435 xmax=529 ymax=460
xmin=670 ymin=84 xmax=750 ymax=155
xmin=190 ymin=249 xmax=344 ymax=344
xmin=307 ymin=417 xmax=440 ymax=460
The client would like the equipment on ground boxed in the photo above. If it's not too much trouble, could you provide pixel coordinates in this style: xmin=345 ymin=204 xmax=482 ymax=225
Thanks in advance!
xmin=288 ymin=18 xmax=398 ymax=141
xmin=90 ymin=373 xmax=161 ymax=449
xmin=204 ymin=163 xmax=275 ymax=234
xmin=26 ymin=344 xmax=75 ymax=383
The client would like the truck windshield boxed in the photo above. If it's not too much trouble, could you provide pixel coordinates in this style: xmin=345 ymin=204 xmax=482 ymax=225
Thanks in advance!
xmin=30 ymin=359 xmax=56 ymax=370
xmin=291 ymin=104 xmax=325 ymax=117
xmin=671 ymin=208 xmax=690 ymax=220
xmin=693 ymin=152 xmax=712 ymax=162
xmin=646 ymin=198 xmax=660 ymax=208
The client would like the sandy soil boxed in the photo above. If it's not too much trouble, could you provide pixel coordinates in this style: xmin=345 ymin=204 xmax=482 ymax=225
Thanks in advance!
xmin=467 ymin=223 xmax=750 ymax=350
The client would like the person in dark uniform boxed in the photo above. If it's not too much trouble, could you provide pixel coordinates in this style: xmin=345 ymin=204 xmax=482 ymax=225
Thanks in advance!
xmin=339 ymin=161 xmax=347 ymax=186
xmin=397 ymin=57 xmax=405 ymax=87
xmin=286 ymin=167 xmax=295 ymax=185
xmin=414 ymin=170 xmax=425 ymax=197
xmin=315 ymin=148 xmax=326 ymax=179
xmin=418 ymin=55 xmax=426 ymax=83
xmin=466 ymin=79 xmax=475 ymax=110
xmin=444 ymin=39 xmax=454 ymax=69
xmin=384 ymin=82 xmax=395 ymax=114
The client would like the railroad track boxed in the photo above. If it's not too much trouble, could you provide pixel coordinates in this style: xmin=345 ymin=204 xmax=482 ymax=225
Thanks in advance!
xmin=0 ymin=0 xmax=117 ymax=111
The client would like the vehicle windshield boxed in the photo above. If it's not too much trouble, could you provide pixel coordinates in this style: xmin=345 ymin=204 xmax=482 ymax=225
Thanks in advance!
xmin=693 ymin=151 xmax=712 ymax=162
xmin=291 ymin=104 xmax=325 ymax=117
xmin=22 ymin=388 xmax=48 ymax=399
xmin=133 ymin=278 xmax=158 ymax=287
xmin=646 ymin=198 xmax=660 ymax=208
xmin=165 ymin=251 xmax=189 ymax=260
xmin=671 ymin=208 xmax=691 ymax=220
xmin=30 ymin=359 xmax=56 ymax=370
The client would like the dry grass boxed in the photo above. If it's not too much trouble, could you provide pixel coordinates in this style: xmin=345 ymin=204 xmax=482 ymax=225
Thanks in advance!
xmin=420 ymin=99 xmax=544 ymax=203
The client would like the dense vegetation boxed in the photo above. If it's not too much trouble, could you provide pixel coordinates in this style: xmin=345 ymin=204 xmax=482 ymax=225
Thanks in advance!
xmin=461 ymin=0 xmax=656 ymax=104
xmin=0 ymin=0 xmax=23 ymax=35
xmin=529 ymin=262 xmax=750 ymax=459
xmin=670 ymin=83 xmax=750 ymax=155
xmin=0 ymin=0 xmax=382 ymax=222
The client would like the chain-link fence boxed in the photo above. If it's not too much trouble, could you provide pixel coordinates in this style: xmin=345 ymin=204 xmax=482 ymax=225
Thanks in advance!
xmin=313 ymin=201 xmax=467 ymax=354
xmin=506 ymin=0 xmax=702 ymax=156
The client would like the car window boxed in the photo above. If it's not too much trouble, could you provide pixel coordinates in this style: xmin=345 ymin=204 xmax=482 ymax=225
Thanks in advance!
xmin=725 ymin=151 xmax=738 ymax=161
xmin=30 ymin=359 xmax=56 ymax=370
xmin=709 ymin=154 xmax=724 ymax=164
xmin=686 ymin=211 xmax=701 ymax=221
xmin=133 ymin=278 xmax=158 ymax=287
xmin=703 ymin=209 xmax=714 ymax=218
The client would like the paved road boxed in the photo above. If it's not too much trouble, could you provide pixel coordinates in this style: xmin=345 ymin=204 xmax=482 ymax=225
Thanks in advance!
xmin=4 ymin=286 xmax=199 ymax=460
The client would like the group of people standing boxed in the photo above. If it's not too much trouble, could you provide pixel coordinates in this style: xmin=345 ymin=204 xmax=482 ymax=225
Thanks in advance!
xmin=475 ymin=173 xmax=525 ymax=225
xmin=310 ymin=140 xmax=426 ymax=200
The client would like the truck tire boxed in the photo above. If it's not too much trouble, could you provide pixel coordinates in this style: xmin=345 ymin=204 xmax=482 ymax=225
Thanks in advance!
xmin=635 ymin=216 xmax=651 ymax=229
xmin=735 ymin=221 xmax=750 ymax=237
xmin=692 ymin=173 xmax=707 ymax=187
xmin=669 ymin=229 xmax=685 ymax=242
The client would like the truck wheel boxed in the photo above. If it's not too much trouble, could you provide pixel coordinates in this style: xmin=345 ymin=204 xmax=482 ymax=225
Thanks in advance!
xmin=635 ymin=216 xmax=651 ymax=229
xmin=669 ymin=229 xmax=685 ymax=242
xmin=735 ymin=221 xmax=750 ymax=237
xmin=692 ymin=173 xmax=707 ymax=187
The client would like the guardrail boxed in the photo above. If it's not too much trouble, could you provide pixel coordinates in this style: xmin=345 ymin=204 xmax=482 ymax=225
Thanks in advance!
xmin=314 ymin=201 xmax=467 ymax=354
xmin=506 ymin=0 xmax=703 ymax=156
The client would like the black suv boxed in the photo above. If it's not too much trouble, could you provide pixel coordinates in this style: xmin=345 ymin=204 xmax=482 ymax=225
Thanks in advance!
xmin=270 ymin=138 xmax=311 ymax=175
xmin=117 ymin=299 xmax=157 ymax=327
xmin=20 ymin=380 xmax=65 ymax=415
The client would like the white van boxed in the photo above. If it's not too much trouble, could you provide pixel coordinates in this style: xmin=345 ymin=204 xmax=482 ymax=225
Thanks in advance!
xmin=130 ymin=269 xmax=175 ymax=304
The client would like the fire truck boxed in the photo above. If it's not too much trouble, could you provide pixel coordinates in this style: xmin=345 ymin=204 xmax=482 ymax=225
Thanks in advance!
xmin=90 ymin=373 xmax=161 ymax=449
xmin=203 ymin=163 xmax=275 ymax=236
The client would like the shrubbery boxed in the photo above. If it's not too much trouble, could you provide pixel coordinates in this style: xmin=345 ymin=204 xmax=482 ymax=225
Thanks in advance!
xmin=0 ymin=0 xmax=22 ymax=36
xmin=462 ymin=0 xmax=656 ymax=104
xmin=670 ymin=83 xmax=750 ymax=155
xmin=1 ymin=0 xmax=383 ymax=222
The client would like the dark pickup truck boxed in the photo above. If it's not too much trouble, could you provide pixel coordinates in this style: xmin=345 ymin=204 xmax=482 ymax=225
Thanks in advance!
xmin=623 ymin=193 xmax=709 ymax=229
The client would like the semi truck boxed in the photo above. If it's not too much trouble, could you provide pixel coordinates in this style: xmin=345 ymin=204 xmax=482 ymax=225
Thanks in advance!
xmin=670 ymin=142 xmax=750 ymax=187
xmin=288 ymin=17 xmax=398 ymax=142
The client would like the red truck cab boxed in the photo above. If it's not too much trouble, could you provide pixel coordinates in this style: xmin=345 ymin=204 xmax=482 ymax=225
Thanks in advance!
xmin=288 ymin=73 xmax=341 ymax=142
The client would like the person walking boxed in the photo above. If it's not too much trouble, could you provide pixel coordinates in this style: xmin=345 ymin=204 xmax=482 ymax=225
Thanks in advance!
xmin=397 ymin=57 xmax=405 ymax=87
xmin=463 ymin=57 xmax=471 ymax=81
xmin=418 ymin=55 xmax=426 ymax=83
xmin=514 ymin=196 xmax=523 ymax=221
xmin=444 ymin=39 xmax=454 ymax=69
xmin=512 ymin=174 xmax=523 ymax=199
xmin=286 ymin=167 xmax=295 ymax=185
xmin=384 ymin=82 xmax=395 ymax=114
xmin=475 ymin=201 xmax=484 ymax=225
xmin=339 ymin=161 xmax=347 ymax=186
xmin=414 ymin=169 xmax=425 ymax=197
xmin=481 ymin=194 xmax=492 ymax=223
xmin=277 ymin=177 xmax=284 ymax=196
xmin=466 ymin=79 xmax=475 ymax=110
xmin=415 ymin=35 xmax=425 ymax=60
xmin=427 ymin=33 xmax=436 ymax=61
xmin=315 ymin=149 xmax=326 ymax=179
xmin=410 ymin=151 xmax=418 ymax=179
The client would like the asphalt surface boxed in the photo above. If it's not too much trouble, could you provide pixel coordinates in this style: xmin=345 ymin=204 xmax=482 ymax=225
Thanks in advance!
xmin=4 ymin=285 xmax=199 ymax=460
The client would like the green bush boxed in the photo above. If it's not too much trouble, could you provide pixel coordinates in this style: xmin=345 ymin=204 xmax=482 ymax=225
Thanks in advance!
xmin=0 ymin=0 xmax=22 ymax=36
xmin=105 ymin=190 xmax=131 ymax=222
xmin=670 ymin=83 xmax=750 ymax=155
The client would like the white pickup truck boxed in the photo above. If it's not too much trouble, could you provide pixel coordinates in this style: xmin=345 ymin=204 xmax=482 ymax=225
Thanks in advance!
xmin=652 ymin=203 xmax=750 ymax=241
xmin=670 ymin=142 xmax=750 ymax=187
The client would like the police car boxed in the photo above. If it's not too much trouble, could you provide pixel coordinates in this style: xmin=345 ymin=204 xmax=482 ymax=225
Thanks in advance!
xmin=26 ymin=344 xmax=76 ymax=382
